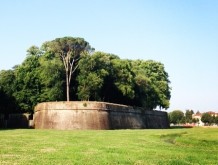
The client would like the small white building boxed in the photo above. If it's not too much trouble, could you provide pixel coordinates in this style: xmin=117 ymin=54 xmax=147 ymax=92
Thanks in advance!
xmin=192 ymin=111 xmax=218 ymax=126
xmin=192 ymin=112 xmax=204 ymax=126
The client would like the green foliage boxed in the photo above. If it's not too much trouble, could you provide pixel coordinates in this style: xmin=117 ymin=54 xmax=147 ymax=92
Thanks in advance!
xmin=215 ymin=116 xmax=218 ymax=125
xmin=76 ymin=52 xmax=171 ymax=108
xmin=38 ymin=52 xmax=64 ymax=101
xmin=77 ymin=72 xmax=104 ymax=100
xmin=43 ymin=37 xmax=93 ymax=101
xmin=77 ymin=52 xmax=137 ymax=105
xmin=12 ymin=46 xmax=41 ymax=112
xmin=0 ymin=36 xmax=171 ymax=113
xmin=185 ymin=109 xmax=194 ymax=123
xmin=0 ymin=70 xmax=15 ymax=93
xmin=0 ymin=45 xmax=64 ymax=113
xmin=112 ymin=59 xmax=135 ymax=99
xmin=192 ymin=118 xmax=199 ymax=124
xmin=0 ymin=69 xmax=21 ymax=114
xmin=0 ymin=87 xmax=18 ymax=114
xmin=77 ymin=52 xmax=111 ymax=101
xmin=169 ymin=110 xmax=184 ymax=124
xmin=201 ymin=113 xmax=213 ymax=125
xmin=132 ymin=60 xmax=171 ymax=109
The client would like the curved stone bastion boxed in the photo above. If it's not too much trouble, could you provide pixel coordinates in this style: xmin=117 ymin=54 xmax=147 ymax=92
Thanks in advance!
xmin=34 ymin=101 xmax=169 ymax=130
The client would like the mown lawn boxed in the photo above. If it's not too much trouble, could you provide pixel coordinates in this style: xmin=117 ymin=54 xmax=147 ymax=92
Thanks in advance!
xmin=0 ymin=127 xmax=217 ymax=165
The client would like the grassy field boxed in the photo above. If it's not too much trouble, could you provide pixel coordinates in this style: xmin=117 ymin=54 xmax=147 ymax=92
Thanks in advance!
xmin=0 ymin=127 xmax=218 ymax=165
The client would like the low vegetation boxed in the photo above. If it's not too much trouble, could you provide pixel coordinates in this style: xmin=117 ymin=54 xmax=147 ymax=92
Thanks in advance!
xmin=0 ymin=127 xmax=217 ymax=164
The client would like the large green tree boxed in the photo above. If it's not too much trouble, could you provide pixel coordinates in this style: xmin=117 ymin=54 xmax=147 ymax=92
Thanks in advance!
xmin=0 ymin=70 xmax=18 ymax=114
xmin=185 ymin=109 xmax=194 ymax=123
xmin=201 ymin=113 xmax=213 ymax=125
xmin=169 ymin=110 xmax=184 ymax=125
xmin=77 ymin=53 xmax=171 ymax=109
xmin=43 ymin=37 xmax=93 ymax=101
xmin=38 ymin=51 xmax=64 ymax=101
xmin=0 ymin=36 xmax=171 ymax=113
xmin=0 ymin=70 xmax=16 ymax=97
xmin=111 ymin=59 xmax=135 ymax=103
xmin=132 ymin=60 xmax=171 ymax=110
xmin=77 ymin=52 xmax=135 ymax=105
xmin=77 ymin=52 xmax=113 ymax=101
xmin=13 ymin=46 xmax=41 ymax=112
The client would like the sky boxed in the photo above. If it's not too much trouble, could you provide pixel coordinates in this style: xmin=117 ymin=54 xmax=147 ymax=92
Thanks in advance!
xmin=0 ymin=0 xmax=218 ymax=113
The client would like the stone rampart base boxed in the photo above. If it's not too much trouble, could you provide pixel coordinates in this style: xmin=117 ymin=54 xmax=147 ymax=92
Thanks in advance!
xmin=34 ymin=101 xmax=169 ymax=130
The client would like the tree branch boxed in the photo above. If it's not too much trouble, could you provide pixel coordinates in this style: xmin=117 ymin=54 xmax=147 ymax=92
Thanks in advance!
xmin=60 ymin=52 xmax=67 ymax=72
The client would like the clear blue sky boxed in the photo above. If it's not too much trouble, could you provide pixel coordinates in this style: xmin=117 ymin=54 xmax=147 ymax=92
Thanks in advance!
xmin=0 ymin=0 xmax=217 ymax=112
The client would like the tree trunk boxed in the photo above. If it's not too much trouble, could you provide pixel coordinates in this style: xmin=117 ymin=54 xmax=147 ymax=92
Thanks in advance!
xmin=66 ymin=70 xmax=70 ymax=101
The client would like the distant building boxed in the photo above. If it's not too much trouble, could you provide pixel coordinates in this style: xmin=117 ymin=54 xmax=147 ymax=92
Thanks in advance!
xmin=192 ymin=111 xmax=218 ymax=126
xmin=192 ymin=112 xmax=204 ymax=126
xmin=207 ymin=111 xmax=218 ymax=117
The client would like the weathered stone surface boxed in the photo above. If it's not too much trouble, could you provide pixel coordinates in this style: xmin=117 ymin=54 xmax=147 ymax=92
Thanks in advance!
xmin=34 ymin=101 xmax=169 ymax=130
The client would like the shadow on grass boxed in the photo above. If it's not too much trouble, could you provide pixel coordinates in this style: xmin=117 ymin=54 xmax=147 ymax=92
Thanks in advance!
xmin=0 ymin=128 xmax=16 ymax=131
xmin=170 ymin=125 xmax=193 ymax=129
xmin=160 ymin=131 xmax=187 ymax=144
xmin=0 ymin=128 xmax=33 ymax=131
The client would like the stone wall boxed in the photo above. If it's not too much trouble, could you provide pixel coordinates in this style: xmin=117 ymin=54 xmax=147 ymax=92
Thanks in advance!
xmin=0 ymin=113 xmax=33 ymax=129
xmin=34 ymin=101 xmax=169 ymax=130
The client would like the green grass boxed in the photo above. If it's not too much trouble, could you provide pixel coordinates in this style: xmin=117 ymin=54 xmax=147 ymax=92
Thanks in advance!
xmin=0 ymin=128 xmax=218 ymax=165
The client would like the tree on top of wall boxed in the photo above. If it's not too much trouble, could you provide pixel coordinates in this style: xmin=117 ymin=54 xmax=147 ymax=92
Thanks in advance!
xmin=42 ymin=37 xmax=94 ymax=101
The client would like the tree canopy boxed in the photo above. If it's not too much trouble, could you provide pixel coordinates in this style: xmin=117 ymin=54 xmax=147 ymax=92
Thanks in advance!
xmin=168 ymin=110 xmax=184 ymax=125
xmin=0 ymin=36 xmax=171 ymax=114
xmin=201 ymin=113 xmax=213 ymax=125
xmin=185 ymin=109 xmax=194 ymax=123
xmin=42 ymin=37 xmax=93 ymax=101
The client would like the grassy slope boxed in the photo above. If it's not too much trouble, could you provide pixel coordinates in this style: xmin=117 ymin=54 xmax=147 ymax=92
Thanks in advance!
xmin=0 ymin=128 xmax=217 ymax=165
